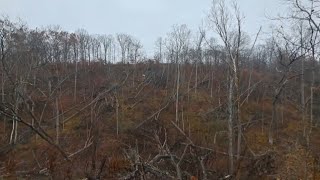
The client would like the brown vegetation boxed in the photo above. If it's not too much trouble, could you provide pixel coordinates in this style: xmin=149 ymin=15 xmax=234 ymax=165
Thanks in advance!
xmin=1 ymin=0 xmax=320 ymax=179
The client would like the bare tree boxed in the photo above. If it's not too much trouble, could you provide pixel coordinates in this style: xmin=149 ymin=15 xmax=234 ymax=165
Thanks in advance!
xmin=117 ymin=33 xmax=132 ymax=64
xmin=279 ymin=0 xmax=320 ymax=143
xmin=99 ymin=34 xmax=113 ymax=64
xmin=208 ymin=0 xmax=247 ymax=174
xmin=166 ymin=24 xmax=191 ymax=126
xmin=195 ymin=28 xmax=205 ymax=95
xmin=155 ymin=37 xmax=164 ymax=63
xmin=76 ymin=29 xmax=89 ymax=61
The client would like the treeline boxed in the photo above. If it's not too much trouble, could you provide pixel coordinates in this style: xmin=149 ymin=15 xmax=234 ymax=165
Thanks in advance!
xmin=0 ymin=0 xmax=320 ymax=179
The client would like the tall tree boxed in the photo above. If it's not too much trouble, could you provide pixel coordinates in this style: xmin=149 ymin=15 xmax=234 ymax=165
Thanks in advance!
xmin=208 ymin=0 xmax=246 ymax=174
xmin=167 ymin=24 xmax=191 ymax=127
xmin=117 ymin=34 xmax=131 ymax=64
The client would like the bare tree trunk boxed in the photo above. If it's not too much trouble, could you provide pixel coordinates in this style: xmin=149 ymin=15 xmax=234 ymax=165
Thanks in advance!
xmin=236 ymin=90 xmax=241 ymax=161
xmin=210 ymin=66 xmax=214 ymax=98
xmin=199 ymin=156 xmax=208 ymax=180
xmin=262 ymin=92 xmax=265 ymax=133
xmin=310 ymin=67 xmax=315 ymax=133
xmin=269 ymin=99 xmax=277 ymax=145
xmin=2 ymin=70 xmax=4 ymax=103
xmin=235 ymin=6 xmax=242 ymax=162
xmin=9 ymin=116 xmax=15 ymax=144
xmin=302 ymin=67 xmax=306 ymax=136
xmin=188 ymin=116 xmax=191 ymax=137
xmin=2 ymin=69 xmax=5 ymax=134
xmin=195 ymin=62 xmax=198 ymax=95
xmin=14 ymin=112 xmax=18 ymax=143
xmin=48 ymin=80 xmax=52 ymax=95
xmin=56 ymin=98 xmax=60 ymax=144
xmin=227 ymin=76 xmax=234 ymax=175
xmin=104 ymin=47 xmax=107 ymax=64
xmin=74 ymin=61 xmax=78 ymax=102
xmin=176 ymin=62 xmax=180 ymax=124
xmin=310 ymin=86 xmax=313 ymax=133
xmin=10 ymin=103 xmax=18 ymax=144
xmin=10 ymin=88 xmax=19 ymax=145
xmin=308 ymin=27 xmax=316 ymax=144
xmin=166 ymin=62 xmax=170 ymax=95
xmin=246 ymin=59 xmax=253 ymax=103
xmin=132 ymin=63 xmax=135 ymax=87
xmin=281 ymin=102 xmax=284 ymax=125
xmin=300 ymin=24 xmax=306 ymax=136
xmin=174 ymin=162 xmax=182 ymax=180
xmin=31 ymin=100 xmax=35 ymax=127
xmin=182 ymin=103 xmax=185 ymax=131
xmin=113 ymin=44 xmax=116 ymax=64
xmin=187 ymin=64 xmax=194 ymax=104
xmin=218 ymin=83 xmax=221 ymax=106
xmin=116 ymin=95 xmax=119 ymax=137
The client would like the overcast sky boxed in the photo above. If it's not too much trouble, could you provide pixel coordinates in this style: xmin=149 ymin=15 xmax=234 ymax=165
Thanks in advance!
xmin=0 ymin=0 xmax=287 ymax=56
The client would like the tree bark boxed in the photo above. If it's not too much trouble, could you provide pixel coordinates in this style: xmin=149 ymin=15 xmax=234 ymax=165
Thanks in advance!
xmin=227 ymin=75 xmax=234 ymax=175
xmin=56 ymin=98 xmax=60 ymax=144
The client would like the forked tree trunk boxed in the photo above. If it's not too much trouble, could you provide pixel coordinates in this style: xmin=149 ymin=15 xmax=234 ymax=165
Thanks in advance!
xmin=10 ymin=102 xmax=18 ymax=144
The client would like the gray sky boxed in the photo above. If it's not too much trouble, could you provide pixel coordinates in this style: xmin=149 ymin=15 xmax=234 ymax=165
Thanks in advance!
xmin=0 ymin=0 xmax=287 ymax=56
